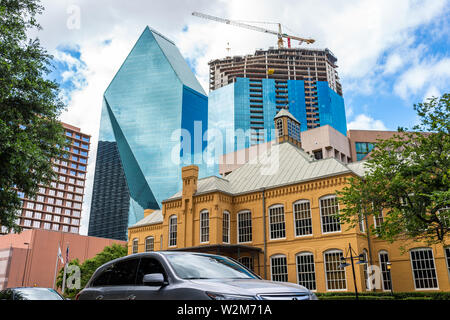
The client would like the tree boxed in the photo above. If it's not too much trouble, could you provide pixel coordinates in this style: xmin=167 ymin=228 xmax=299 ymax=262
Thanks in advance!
xmin=0 ymin=0 xmax=67 ymax=232
xmin=56 ymin=244 xmax=128 ymax=299
xmin=338 ymin=94 xmax=450 ymax=246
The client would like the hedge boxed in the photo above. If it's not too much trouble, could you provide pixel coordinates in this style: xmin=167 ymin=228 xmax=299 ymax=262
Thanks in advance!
xmin=316 ymin=291 xmax=450 ymax=300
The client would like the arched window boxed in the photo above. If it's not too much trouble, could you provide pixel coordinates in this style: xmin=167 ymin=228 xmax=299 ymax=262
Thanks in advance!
xmin=223 ymin=211 xmax=230 ymax=244
xmin=200 ymin=210 xmax=210 ymax=243
xmin=379 ymin=251 xmax=392 ymax=291
xmin=237 ymin=211 xmax=252 ymax=243
xmin=271 ymin=254 xmax=288 ymax=282
xmin=296 ymin=252 xmax=316 ymax=291
xmin=324 ymin=249 xmax=347 ymax=291
xmin=145 ymin=236 xmax=154 ymax=252
xmin=169 ymin=215 xmax=177 ymax=247
xmin=293 ymin=200 xmax=312 ymax=236
xmin=320 ymin=195 xmax=341 ymax=234
xmin=132 ymin=238 xmax=139 ymax=254
xmin=410 ymin=248 xmax=438 ymax=290
xmin=269 ymin=205 xmax=286 ymax=240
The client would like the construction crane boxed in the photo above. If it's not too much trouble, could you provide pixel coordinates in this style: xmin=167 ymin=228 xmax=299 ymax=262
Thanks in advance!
xmin=192 ymin=12 xmax=315 ymax=49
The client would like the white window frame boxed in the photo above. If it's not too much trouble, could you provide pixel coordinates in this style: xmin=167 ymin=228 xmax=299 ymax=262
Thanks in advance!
xmin=296 ymin=252 xmax=317 ymax=291
xmin=237 ymin=211 xmax=252 ymax=244
xmin=324 ymin=250 xmax=347 ymax=291
xmin=145 ymin=236 xmax=154 ymax=252
xmin=169 ymin=215 xmax=177 ymax=247
xmin=223 ymin=211 xmax=230 ymax=244
xmin=378 ymin=250 xmax=393 ymax=292
xmin=293 ymin=200 xmax=313 ymax=237
xmin=445 ymin=247 xmax=450 ymax=282
xmin=409 ymin=248 xmax=439 ymax=290
xmin=132 ymin=238 xmax=139 ymax=254
xmin=270 ymin=254 xmax=288 ymax=282
xmin=319 ymin=195 xmax=341 ymax=234
xmin=268 ymin=204 xmax=286 ymax=240
xmin=200 ymin=210 xmax=210 ymax=244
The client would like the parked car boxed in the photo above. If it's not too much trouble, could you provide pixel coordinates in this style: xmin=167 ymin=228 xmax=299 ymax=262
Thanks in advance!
xmin=77 ymin=251 xmax=318 ymax=300
xmin=0 ymin=287 xmax=65 ymax=300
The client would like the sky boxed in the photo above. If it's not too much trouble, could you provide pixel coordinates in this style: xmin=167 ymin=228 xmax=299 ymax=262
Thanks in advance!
xmin=33 ymin=0 xmax=450 ymax=235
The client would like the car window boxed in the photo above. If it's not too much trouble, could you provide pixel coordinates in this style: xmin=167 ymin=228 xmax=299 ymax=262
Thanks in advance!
xmin=166 ymin=254 xmax=258 ymax=280
xmin=109 ymin=259 xmax=139 ymax=286
xmin=136 ymin=258 xmax=166 ymax=285
xmin=92 ymin=259 xmax=139 ymax=287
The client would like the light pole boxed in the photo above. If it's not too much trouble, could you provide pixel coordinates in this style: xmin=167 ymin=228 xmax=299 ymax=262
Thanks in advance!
xmin=21 ymin=242 xmax=30 ymax=287
xmin=339 ymin=243 xmax=367 ymax=301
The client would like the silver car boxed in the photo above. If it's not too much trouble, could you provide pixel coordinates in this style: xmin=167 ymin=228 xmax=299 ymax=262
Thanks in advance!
xmin=77 ymin=252 xmax=317 ymax=300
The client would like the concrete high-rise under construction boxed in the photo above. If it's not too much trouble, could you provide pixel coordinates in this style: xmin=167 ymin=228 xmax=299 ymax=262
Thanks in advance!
xmin=208 ymin=47 xmax=347 ymax=153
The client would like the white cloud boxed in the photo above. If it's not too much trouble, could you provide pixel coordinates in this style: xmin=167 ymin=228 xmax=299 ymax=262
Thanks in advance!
xmin=394 ymin=57 xmax=450 ymax=100
xmin=348 ymin=114 xmax=388 ymax=131
xmin=32 ymin=0 xmax=449 ymax=234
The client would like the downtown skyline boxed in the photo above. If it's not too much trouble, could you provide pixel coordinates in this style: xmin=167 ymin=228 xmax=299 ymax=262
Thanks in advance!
xmin=31 ymin=0 xmax=450 ymax=234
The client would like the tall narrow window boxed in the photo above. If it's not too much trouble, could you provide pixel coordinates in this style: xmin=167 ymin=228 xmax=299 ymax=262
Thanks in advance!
xmin=374 ymin=211 xmax=384 ymax=228
xmin=223 ymin=211 xmax=230 ymax=244
xmin=271 ymin=255 xmax=288 ymax=282
xmin=445 ymin=248 xmax=450 ymax=280
xmin=132 ymin=238 xmax=139 ymax=254
xmin=296 ymin=252 xmax=316 ymax=291
xmin=293 ymin=200 xmax=312 ymax=236
xmin=200 ymin=210 xmax=210 ymax=243
xmin=269 ymin=205 xmax=286 ymax=240
xmin=358 ymin=213 xmax=366 ymax=233
xmin=320 ymin=196 xmax=341 ymax=234
xmin=361 ymin=249 xmax=370 ymax=290
xmin=145 ymin=237 xmax=154 ymax=252
xmin=379 ymin=251 xmax=392 ymax=291
xmin=410 ymin=248 xmax=438 ymax=290
xmin=169 ymin=215 xmax=177 ymax=247
xmin=324 ymin=250 xmax=347 ymax=291
xmin=276 ymin=119 xmax=284 ymax=137
xmin=238 ymin=211 xmax=252 ymax=243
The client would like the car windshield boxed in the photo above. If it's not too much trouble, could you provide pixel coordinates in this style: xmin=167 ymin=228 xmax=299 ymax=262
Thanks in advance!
xmin=166 ymin=254 xmax=258 ymax=280
xmin=13 ymin=288 xmax=64 ymax=300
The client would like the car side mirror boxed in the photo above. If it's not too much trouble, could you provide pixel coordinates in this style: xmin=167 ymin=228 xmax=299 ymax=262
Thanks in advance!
xmin=143 ymin=273 xmax=166 ymax=287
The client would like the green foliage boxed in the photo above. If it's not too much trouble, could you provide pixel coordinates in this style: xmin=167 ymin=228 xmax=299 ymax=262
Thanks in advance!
xmin=0 ymin=0 xmax=68 ymax=232
xmin=56 ymin=244 xmax=128 ymax=299
xmin=316 ymin=291 xmax=450 ymax=300
xmin=338 ymin=94 xmax=450 ymax=245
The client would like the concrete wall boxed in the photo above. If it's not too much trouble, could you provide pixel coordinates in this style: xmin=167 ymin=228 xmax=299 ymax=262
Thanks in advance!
xmin=0 ymin=229 xmax=126 ymax=289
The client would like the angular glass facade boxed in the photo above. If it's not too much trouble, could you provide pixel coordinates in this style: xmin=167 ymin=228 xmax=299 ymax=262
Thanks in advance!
xmin=89 ymin=27 xmax=208 ymax=241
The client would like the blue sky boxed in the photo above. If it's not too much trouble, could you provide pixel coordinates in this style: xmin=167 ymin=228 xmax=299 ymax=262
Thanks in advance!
xmin=36 ymin=0 xmax=450 ymax=234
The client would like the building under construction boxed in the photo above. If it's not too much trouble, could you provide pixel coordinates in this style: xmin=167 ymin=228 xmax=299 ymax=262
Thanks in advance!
xmin=207 ymin=47 xmax=347 ymax=155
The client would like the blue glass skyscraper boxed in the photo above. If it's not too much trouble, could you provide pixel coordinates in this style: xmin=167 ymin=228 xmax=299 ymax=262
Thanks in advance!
xmin=208 ymin=48 xmax=347 ymax=154
xmin=89 ymin=27 xmax=208 ymax=240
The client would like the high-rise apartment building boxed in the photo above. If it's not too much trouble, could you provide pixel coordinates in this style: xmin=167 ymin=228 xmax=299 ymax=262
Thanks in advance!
xmin=208 ymin=47 xmax=347 ymax=154
xmin=88 ymin=27 xmax=209 ymax=241
xmin=0 ymin=122 xmax=90 ymax=235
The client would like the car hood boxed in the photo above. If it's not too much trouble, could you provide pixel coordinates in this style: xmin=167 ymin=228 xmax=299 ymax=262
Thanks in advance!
xmin=187 ymin=278 xmax=311 ymax=297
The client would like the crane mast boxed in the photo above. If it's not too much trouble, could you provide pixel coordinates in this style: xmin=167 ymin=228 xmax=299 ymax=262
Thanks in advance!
xmin=192 ymin=12 xmax=315 ymax=49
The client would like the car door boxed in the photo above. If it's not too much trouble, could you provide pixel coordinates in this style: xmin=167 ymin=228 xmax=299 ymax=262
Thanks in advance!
xmin=129 ymin=257 xmax=171 ymax=300
xmin=90 ymin=258 xmax=139 ymax=300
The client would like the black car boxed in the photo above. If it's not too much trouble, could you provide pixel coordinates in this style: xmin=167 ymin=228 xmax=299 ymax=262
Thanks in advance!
xmin=0 ymin=287 xmax=65 ymax=300
xmin=77 ymin=251 xmax=317 ymax=300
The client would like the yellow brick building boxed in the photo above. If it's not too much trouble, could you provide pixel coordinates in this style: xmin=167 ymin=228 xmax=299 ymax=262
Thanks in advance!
xmin=128 ymin=111 xmax=450 ymax=293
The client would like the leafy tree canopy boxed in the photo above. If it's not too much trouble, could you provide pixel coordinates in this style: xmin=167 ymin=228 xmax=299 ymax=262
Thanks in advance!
xmin=338 ymin=94 xmax=449 ymax=246
xmin=0 ymin=0 xmax=67 ymax=232
xmin=56 ymin=244 xmax=128 ymax=299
